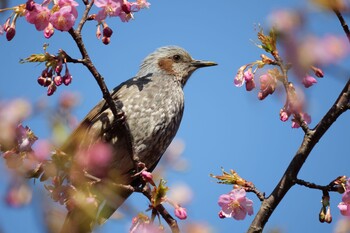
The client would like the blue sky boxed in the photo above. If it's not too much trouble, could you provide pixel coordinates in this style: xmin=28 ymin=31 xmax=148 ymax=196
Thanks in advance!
xmin=1 ymin=0 xmax=350 ymax=232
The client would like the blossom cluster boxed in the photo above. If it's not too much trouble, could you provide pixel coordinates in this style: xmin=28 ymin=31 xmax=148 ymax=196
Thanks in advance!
xmin=233 ymin=28 xmax=320 ymax=128
xmin=20 ymin=47 xmax=73 ymax=96
xmin=0 ymin=0 xmax=150 ymax=42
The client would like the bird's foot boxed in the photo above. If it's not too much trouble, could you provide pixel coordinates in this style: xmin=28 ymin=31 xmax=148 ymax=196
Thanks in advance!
xmin=131 ymin=161 xmax=147 ymax=178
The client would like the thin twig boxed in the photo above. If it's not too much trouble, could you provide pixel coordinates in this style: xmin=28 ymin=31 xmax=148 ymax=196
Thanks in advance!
xmin=141 ymin=186 xmax=180 ymax=233
xmin=77 ymin=0 xmax=94 ymax=33
xmin=246 ymin=186 xmax=265 ymax=202
xmin=295 ymin=178 xmax=340 ymax=192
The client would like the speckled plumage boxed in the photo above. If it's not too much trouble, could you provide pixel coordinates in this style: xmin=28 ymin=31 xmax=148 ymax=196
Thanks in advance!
xmin=60 ymin=46 xmax=216 ymax=233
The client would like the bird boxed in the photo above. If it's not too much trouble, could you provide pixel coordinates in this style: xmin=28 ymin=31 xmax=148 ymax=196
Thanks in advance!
xmin=52 ymin=46 xmax=217 ymax=232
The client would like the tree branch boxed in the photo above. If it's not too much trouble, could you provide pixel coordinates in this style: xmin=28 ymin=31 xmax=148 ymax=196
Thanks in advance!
xmin=333 ymin=8 xmax=350 ymax=44
xmin=247 ymin=78 xmax=350 ymax=233
xmin=295 ymin=178 xmax=340 ymax=193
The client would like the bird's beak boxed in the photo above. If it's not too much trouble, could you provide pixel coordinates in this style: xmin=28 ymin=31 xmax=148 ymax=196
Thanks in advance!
xmin=191 ymin=60 xmax=218 ymax=68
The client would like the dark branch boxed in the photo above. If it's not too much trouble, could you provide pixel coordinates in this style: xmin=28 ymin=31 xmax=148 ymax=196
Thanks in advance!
xmin=248 ymin=78 xmax=350 ymax=233
xmin=333 ymin=8 xmax=350 ymax=44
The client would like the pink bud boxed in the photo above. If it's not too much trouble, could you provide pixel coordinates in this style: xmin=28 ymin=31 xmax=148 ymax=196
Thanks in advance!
xmin=279 ymin=109 xmax=290 ymax=122
xmin=55 ymin=61 xmax=63 ymax=74
xmin=258 ymin=73 xmax=276 ymax=100
xmin=141 ymin=171 xmax=155 ymax=186
xmin=54 ymin=76 xmax=63 ymax=86
xmin=174 ymin=206 xmax=187 ymax=220
xmin=47 ymin=83 xmax=57 ymax=96
xmin=245 ymin=79 xmax=256 ymax=91
xmin=37 ymin=76 xmax=46 ymax=86
xmin=302 ymin=75 xmax=317 ymax=88
xmin=63 ymin=74 xmax=72 ymax=86
xmin=311 ymin=66 xmax=324 ymax=78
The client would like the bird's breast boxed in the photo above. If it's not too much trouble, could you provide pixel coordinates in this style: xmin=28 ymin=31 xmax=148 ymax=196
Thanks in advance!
xmin=121 ymin=80 xmax=185 ymax=168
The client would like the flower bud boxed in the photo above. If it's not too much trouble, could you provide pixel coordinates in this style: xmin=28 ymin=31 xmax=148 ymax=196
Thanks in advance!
xmin=218 ymin=211 xmax=226 ymax=219
xmin=103 ymin=26 xmax=113 ymax=38
xmin=26 ymin=0 xmax=35 ymax=11
xmin=325 ymin=207 xmax=332 ymax=223
xmin=6 ymin=27 xmax=16 ymax=41
xmin=174 ymin=206 xmax=187 ymax=220
xmin=63 ymin=74 xmax=72 ymax=86
xmin=37 ymin=76 xmax=46 ymax=86
xmin=47 ymin=83 xmax=57 ymax=96
xmin=280 ymin=109 xmax=290 ymax=122
xmin=141 ymin=171 xmax=155 ymax=186
xmin=54 ymin=76 xmax=63 ymax=86
xmin=44 ymin=77 xmax=52 ymax=87
xmin=102 ymin=36 xmax=110 ymax=45
xmin=122 ymin=2 xmax=132 ymax=14
xmin=302 ymin=75 xmax=317 ymax=88
xmin=319 ymin=206 xmax=326 ymax=223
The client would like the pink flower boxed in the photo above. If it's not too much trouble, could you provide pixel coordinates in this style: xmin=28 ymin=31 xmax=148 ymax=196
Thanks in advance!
xmin=50 ymin=6 xmax=76 ymax=31
xmin=5 ymin=183 xmax=32 ymax=207
xmin=218 ymin=188 xmax=253 ymax=220
xmin=258 ymin=73 xmax=277 ymax=100
xmin=234 ymin=65 xmax=247 ymax=87
xmin=16 ymin=124 xmax=38 ymax=152
xmin=174 ymin=206 xmax=187 ymax=220
xmin=25 ymin=3 xmax=51 ymax=31
xmin=338 ymin=190 xmax=350 ymax=216
xmin=0 ymin=25 xmax=4 ymax=35
xmin=302 ymin=75 xmax=317 ymax=88
xmin=57 ymin=0 xmax=79 ymax=18
xmin=75 ymin=142 xmax=113 ymax=178
xmin=94 ymin=0 xmax=123 ymax=22
xmin=134 ymin=0 xmax=150 ymax=9
xmin=33 ymin=139 xmax=52 ymax=161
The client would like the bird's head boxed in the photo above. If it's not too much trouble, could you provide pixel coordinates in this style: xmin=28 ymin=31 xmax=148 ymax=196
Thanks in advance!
xmin=137 ymin=46 xmax=217 ymax=85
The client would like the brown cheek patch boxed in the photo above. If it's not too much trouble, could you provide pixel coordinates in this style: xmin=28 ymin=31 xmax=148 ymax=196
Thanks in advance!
xmin=158 ymin=58 xmax=175 ymax=75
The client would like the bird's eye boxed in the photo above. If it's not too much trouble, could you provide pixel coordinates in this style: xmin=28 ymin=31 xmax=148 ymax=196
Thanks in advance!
xmin=172 ymin=54 xmax=182 ymax=62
